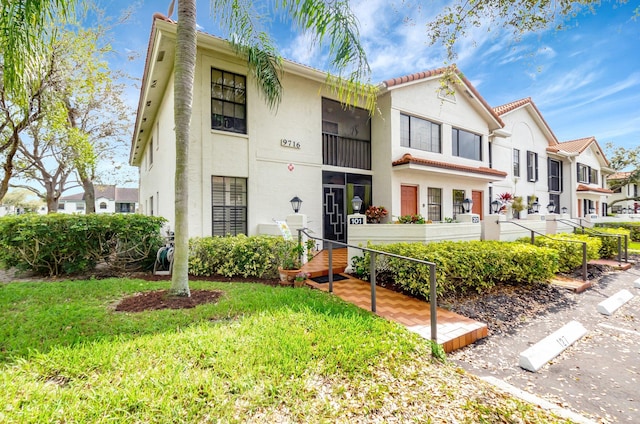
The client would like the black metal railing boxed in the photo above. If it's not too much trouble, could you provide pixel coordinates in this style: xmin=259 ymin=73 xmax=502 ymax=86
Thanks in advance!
xmin=298 ymin=228 xmax=438 ymax=346
xmin=322 ymin=133 xmax=371 ymax=170
xmin=498 ymin=220 xmax=588 ymax=281
xmin=555 ymin=218 xmax=628 ymax=265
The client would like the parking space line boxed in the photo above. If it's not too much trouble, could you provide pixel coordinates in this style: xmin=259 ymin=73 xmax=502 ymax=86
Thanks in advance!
xmin=598 ymin=323 xmax=640 ymax=336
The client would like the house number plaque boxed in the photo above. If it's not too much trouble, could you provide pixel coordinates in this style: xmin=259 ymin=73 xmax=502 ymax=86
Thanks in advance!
xmin=281 ymin=138 xmax=301 ymax=149
xmin=349 ymin=217 xmax=364 ymax=225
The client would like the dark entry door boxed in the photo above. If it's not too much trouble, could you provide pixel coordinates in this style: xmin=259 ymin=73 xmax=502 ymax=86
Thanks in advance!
xmin=323 ymin=185 xmax=346 ymax=243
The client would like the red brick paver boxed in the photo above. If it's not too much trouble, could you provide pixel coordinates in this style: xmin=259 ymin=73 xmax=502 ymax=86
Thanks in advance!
xmin=301 ymin=249 xmax=487 ymax=352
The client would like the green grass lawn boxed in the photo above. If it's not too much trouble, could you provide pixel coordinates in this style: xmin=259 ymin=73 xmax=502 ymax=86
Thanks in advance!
xmin=0 ymin=278 xmax=573 ymax=423
xmin=628 ymin=240 xmax=640 ymax=253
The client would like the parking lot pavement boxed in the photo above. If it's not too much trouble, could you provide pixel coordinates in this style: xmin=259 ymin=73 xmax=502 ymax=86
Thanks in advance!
xmin=449 ymin=265 xmax=640 ymax=423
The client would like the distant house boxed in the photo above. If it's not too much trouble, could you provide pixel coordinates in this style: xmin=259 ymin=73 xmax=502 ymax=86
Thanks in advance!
xmin=608 ymin=172 xmax=639 ymax=213
xmin=58 ymin=185 xmax=139 ymax=214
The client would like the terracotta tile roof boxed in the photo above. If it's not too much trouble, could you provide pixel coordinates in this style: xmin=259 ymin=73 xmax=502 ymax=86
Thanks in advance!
xmin=546 ymin=136 xmax=610 ymax=166
xmin=382 ymin=65 xmax=505 ymax=128
xmin=608 ymin=172 xmax=631 ymax=180
xmin=576 ymin=184 xmax=613 ymax=194
xmin=493 ymin=97 xmax=559 ymax=145
xmin=392 ymin=153 xmax=508 ymax=177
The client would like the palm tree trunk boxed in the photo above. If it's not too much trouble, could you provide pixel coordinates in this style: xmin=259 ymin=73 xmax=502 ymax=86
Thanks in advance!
xmin=170 ymin=0 xmax=197 ymax=297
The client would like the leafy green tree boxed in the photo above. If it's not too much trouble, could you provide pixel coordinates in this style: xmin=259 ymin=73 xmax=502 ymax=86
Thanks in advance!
xmin=10 ymin=21 xmax=131 ymax=213
xmin=606 ymin=144 xmax=640 ymax=207
xmin=168 ymin=0 xmax=375 ymax=296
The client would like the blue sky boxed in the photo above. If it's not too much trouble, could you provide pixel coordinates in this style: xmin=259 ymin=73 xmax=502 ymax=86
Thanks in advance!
xmin=106 ymin=0 xmax=639 ymax=158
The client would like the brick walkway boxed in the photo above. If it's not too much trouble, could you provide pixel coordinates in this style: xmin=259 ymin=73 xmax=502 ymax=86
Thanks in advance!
xmin=301 ymin=248 xmax=487 ymax=352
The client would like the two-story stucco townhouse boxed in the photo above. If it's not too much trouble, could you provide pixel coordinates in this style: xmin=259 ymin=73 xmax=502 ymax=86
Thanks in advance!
xmin=492 ymin=98 xmax=613 ymax=217
xmin=130 ymin=16 xmax=517 ymax=241
xmin=546 ymin=136 xmax=614 ymax=217
xmin=607 ymin=172 xmax=639 ymax=213
xmin=131 ymin=15 xmax=613 ymax=241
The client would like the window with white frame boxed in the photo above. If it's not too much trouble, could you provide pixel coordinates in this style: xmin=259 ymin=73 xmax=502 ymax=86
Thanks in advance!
xmin=548 ymin=158 xmax=562 ymax=192
xmin=513 ymin=149 xmax=520 ymax=177
xmin=427 ymin=187 xmax=442 ymax=222
xmin=211 ymin=68 xmax=246 ymax=134
xmin=400 ymin=113 xmax=441 ymax=153
xmin=452 ymin=128 xmax=481 ymax=160
xmin=577 ymin=163 xmax=598 ymax=184
xmin=212 ymin=176 xmax=247 ymax=236
xmin=452 ymin=189 xmax=465 ymax=220
xmin=526 ymin=151 xmax=538 ymax=182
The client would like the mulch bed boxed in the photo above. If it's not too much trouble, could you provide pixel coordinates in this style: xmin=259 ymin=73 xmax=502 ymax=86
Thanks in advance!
xmin=114 ymin=289 xmax=224 ymax=312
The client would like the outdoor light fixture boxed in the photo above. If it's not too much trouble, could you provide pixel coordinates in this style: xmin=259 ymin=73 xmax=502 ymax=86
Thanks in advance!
xmin=462 ymin=198 xmax=472 ymax=213
xmin=561 ymin=206 xmax=568 ymax=214
xmin=531 ymin=200 xmax=540 ymax=214
xmin=491 ymin=200 xmax=501 ymax=214
xmin=290 ymin=196 xmax=302 ymax=213
xmin=547 ymin=202 xmax=555 ymax=214
xmin=351 ymin=195 xmax=363 ymax=214
xmin=622 ymin=207 xmax=628 ymax=214
xmin=589 ymin=208 xmax=596 ymax=214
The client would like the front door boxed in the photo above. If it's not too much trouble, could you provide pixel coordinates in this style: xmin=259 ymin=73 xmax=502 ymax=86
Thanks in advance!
xmin=401 ymin=185 xmax=418 ymax=216
xmin=323 ymin=185 xmax=346 ymax=243
xmin=472 ymin=190 xmax=483 ymax=220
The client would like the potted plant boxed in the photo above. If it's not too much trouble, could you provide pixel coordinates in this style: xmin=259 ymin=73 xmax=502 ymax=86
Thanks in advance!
xmin=293 ymin=271 xmax=310 ymax=287
xmin=277 ymin=239 xmax=305 ymax=285
xmin=365 ymin=205 xmax=388 ymax=223
xmin=512 ymin=196 xmax=525 ymax=219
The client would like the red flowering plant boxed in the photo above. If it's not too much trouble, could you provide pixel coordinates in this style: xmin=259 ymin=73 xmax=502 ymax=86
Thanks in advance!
xmin=365 ymin=205 xmax=388 ymax=223
xmin=497 ymin=192 xmax=514 ymax=203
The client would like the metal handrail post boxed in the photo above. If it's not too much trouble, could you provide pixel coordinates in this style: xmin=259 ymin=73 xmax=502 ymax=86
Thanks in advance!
xmin=328 ymin=241 xmax=334 ymax=293
xmin=618 ymin=236 xmax=622 ymax=265
xmin=530 ymin=230 xmax=535 ymax=245
xmin=370 ymin=251 xmax=377 ymax=313
xmin=429 ymin=263 xmax=437 ymax=344
xmin=582 ymin=242 xmax=587 ymax=282
xmin=625 ymin=235 xmax=628 ymax=262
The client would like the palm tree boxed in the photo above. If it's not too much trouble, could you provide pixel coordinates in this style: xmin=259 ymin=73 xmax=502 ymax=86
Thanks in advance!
xmin=169 ymin=0 xmax=375 ymax=296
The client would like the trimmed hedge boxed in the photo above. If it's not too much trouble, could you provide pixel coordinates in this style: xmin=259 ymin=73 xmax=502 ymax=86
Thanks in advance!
xmin=351 ymin=241 xmax=559 ymax=299
xmin=0 ymin=213 xmax=166 ymax=276
xmin=586 ymin=227 xmax=631 ymax=259
xmin=519 ymin=233 xmax=600 ymax=273
xmin=189 ymin=235 xmax=283 ymax=279
xmin=596 ymin=222 xmax=640 ymax=242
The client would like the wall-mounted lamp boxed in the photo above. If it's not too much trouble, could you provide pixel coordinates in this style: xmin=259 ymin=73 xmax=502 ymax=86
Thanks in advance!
xmin=290 ymin=196 xmax=302 ymax=213
xmin=589 ymin=208 xmax=596 ymax=214
xmin=351 ymin=195 xmax=363 ymax=214
xmin=462 ymin=198 xmax=473 ymax=213
xmin=561 ymin=206 xmax=568 ymax=214
xmin=546 ymin=202 xmax=555 ymax=214
xmin=531 ymin=200 xmax=540 ymax=214
xmin=491 ymin=200 xmax=501 ymax=214
xmin=622 ymin=207 xmax=628 ymax=214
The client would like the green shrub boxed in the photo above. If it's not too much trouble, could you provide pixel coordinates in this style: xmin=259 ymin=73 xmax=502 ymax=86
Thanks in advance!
xmin=519 ymin=233 xmax=600 ymax=273
xmin=350 ymin=241 xmax=558 ymax=298
xmin=587 ymin=227 xmax=630 ymax=259
xmin=0 ymin=214 xmax=166 ymax=276
xmin=189 ymin=235 xmax=283 ymax=279
xmin=596 ymin=222 xmax=640 ymax=242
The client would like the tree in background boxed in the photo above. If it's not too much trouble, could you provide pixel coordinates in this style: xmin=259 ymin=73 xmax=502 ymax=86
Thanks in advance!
xmin=1 ymin=188 xmax=44 ymax=214
xmin=9 ymin=19 xmax=131 ymax=213
xmin=0 ymin=0 xmax=74 ymax=203
xmin=168 ymin=0 xmax=376 ymax=297
xmin=606 ymin=143 xmax=640 ymax=208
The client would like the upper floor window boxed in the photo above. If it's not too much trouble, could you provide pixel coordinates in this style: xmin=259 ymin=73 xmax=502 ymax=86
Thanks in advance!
xmin=513 ymin=149 xmax=520 ymax=177
xmin=148 ymin=138 xmax=153 ymax=167
xmin=400 ymin=114 xmax=441 ymax=153
xmin=452 ymin=128 xmax=481 ymax=161
xmin=99 ymin=202 xmax=108 ymax=210
xmin=211 ymin=68 xmax=246 ymax=134
xmin=548 ymin=158 xmax=562 ymax=192
xmin=577 ymin=162 xmax=598 ymax=184
xmin=526 ymin=151 xmax=538 ymax=182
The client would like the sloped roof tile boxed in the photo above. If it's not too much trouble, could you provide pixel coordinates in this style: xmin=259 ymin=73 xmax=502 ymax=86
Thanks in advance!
xmin=546 ymin=136 xmax=610 ymax=166
xmin=493 ymin=97 xmax=559 ymax=145
xmin=392 ymin=153 xmax=508 ymax=177
xmin=576 ymin=184 xmax=613 ymax=194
